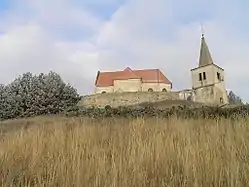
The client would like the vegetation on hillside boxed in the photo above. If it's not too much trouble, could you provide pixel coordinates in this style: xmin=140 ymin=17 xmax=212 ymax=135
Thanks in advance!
xmin=66 ymin=104 xmax=249 ymax=119
xmin=0 ymin=71 xmax=81 ymax=120
xmin=228 ymin=90 xmax=244 ymax=105
xmin=0 ymin=116 xmax=249 ymax=186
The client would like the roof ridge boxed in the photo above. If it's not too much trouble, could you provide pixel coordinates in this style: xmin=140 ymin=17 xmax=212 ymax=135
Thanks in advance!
xmin=99 ymin=70 xmax=123 ymax=74
xmin=116 ymin=68 xmax=141 ymax=79
xmin=124 ymin=67 xmax=136 ymax=74
xmin=95 ymin=68 xmax=172 ymax=87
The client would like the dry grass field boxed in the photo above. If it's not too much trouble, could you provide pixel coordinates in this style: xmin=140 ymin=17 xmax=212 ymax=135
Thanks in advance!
xmin=0 ymin=116 xmax=249 ymax=186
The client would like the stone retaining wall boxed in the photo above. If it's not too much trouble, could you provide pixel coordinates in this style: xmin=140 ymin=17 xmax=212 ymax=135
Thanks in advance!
xmin=79 ymin=92 xmax=181 ymax=108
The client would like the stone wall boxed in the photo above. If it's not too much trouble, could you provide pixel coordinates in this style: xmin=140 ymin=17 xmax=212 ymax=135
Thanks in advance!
xmin=194 ymin=86 xmax=215 ymax=104
xmin=79 ymin=92 xmax=181 ymax=108
xmin=80 ymin=87 xmax=225 ymax=109
xmin=178 ymin=89 xmax=196 ymax=101
xmin=194 ymin=84 xmax=228 ymax=106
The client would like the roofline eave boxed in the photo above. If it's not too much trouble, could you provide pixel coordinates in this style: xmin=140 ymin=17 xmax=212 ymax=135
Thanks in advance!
xmin=190 ymin=63 xmax=224 ymax=71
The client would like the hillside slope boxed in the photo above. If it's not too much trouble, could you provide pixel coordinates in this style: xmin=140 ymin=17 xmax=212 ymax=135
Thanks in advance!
xmin=127 ymin=99 xmax=206 ymax=110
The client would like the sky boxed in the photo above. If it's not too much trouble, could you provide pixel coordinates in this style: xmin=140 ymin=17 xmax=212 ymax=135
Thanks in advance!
xmin=0 ymin=0 xmax=249 ymax=101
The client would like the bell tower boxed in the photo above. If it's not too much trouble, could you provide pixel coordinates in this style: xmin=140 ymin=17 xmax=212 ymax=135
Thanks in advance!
xmin=190 ymin=33 xmax=228 ymax=105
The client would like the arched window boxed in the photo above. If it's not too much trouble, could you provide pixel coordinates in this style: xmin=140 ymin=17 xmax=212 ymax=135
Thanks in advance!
xmin=220 ymin=97 xmax=223 ymax=104
xmin=187 ymin=95 xmax=192 ymax=101
xmin=101 ymin=91 xmax=106 ymax=94
xmin=162 ymin=88 xmax=167 ymax=92
xmin=148 ymin=88 xmax=153 ymax=92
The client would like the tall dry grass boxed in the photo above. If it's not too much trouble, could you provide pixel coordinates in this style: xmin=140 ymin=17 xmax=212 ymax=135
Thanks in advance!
xmin=0 ymin=116 xmax=249 ymax=187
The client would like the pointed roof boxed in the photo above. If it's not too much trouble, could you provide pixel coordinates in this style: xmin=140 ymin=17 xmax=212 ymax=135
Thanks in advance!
xmin=115 ymin=67 xmax=141 ymax=80
xmin=198 ymin=34 xmax=214 ymax=67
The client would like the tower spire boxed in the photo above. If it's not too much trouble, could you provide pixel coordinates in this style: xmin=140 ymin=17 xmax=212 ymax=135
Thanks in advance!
xmin=198 ymin=30 xmax=214 ymax=67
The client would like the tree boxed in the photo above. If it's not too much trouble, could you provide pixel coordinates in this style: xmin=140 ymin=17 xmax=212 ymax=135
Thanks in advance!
xmin=228 ymin=91 xmax=243 ymax=105
xmin=0 ymin=71 xmax=81 ymax=120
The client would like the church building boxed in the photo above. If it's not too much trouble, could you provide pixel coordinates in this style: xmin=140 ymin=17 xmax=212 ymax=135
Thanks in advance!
xmin=93 ymin=32 xmax=229 ymax=106
xmin=94 ymin=67 xmax=172 ymax=94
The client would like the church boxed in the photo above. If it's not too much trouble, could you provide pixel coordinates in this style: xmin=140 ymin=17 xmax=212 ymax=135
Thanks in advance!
xmin=94 ymin=67 xmax=172 ymax=93
xmin=94 ymin=33 xmax=229 ymax=105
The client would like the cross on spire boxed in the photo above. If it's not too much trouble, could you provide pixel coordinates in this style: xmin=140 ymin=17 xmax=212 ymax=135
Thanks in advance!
xmin=201 ymin=24 xmax=204 ymax=38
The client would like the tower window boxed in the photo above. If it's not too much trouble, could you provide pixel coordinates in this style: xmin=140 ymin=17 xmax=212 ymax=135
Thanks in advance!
xmin=199 ymin=73 xmax=202 ymax=81
xmin=220 ymin=97 xmax=224 ymax=104
xmin=203 ymin=72 xmax=206 ymax=80
xmin=217 ymin=72 xmax=220 ymax=80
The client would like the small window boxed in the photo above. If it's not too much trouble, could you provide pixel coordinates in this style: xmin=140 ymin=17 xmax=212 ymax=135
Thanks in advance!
xmin=101 ymin=91 xmax=106 ymax=94
xmin=217 ymin=72 xmax=220 ymax=80
xmin=220 ymin=97 xmax=224 ymax=104
xmin=162 ymin=88 xmax=167 ymax=92
xmin=210 ymin=88 xmax=214 ymax=95
xmin=203 ymin=72 xmax=206 ymax=80
xmin=148 ymin=88 xmax=153 ymax=92
xmin=199 ymin=73 xmax=202 ymax=81
xmin=187 ymin=95 xmax=192 ymax=101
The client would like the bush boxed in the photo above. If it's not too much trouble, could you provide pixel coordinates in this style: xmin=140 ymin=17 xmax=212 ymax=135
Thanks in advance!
xmin=65 ymin=104 xmax=249 ymax=120
xmin=0 ymin=71 xmax=81 ymax=120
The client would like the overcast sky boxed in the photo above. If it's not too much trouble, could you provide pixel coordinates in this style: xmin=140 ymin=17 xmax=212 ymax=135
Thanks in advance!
xmin=0 ymin=0 xmax=249 ymax=101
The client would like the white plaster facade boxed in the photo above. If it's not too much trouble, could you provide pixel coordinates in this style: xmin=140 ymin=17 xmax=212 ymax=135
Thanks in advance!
xmin=191 ymin=64 xmax=225 ymax=90
xmin=95 ymin=86 xmax=114 ymax=94
xmin=141 ymin=83 xmax=172 ymax=92
xmin=95 ymin=79 xmax=172 ymax=94
xmin=114 ymin=79 xmax=142 ymax=92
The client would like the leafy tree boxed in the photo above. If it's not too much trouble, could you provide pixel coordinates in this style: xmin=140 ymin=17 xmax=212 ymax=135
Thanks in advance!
xmin=0 ymin=71 xmax=81 ymax=120
xmin=228 ymin=91 xmax=243 ymax=105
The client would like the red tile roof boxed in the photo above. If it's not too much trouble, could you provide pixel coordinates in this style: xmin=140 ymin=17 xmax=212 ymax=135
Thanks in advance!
xmin=95 ymin=67 xmax=172 ymax=87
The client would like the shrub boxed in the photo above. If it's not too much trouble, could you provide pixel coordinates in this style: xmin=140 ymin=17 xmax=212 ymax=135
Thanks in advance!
xmin=65 ymin=104 xmax=249 ymax=120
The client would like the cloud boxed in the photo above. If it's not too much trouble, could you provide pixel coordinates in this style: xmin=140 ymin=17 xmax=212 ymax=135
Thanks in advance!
xmin=0 ymin=0 xmax=102 ymax=92
xmin=0 ymin=0 xmax=248 ymax=101
xmin=96 ymin=0 xmax=249 ymax=96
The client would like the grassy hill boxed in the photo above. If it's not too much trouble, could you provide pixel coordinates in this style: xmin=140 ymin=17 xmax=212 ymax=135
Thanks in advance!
xmin=0 ymin=116 xmax=249 ymax=186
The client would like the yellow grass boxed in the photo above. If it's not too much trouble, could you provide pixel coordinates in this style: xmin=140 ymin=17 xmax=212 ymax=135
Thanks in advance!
xmin=0 ymin=116 xmax=249 ymax=187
